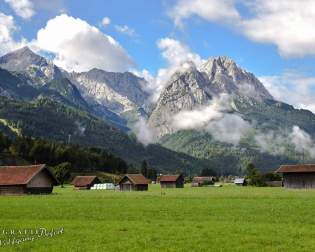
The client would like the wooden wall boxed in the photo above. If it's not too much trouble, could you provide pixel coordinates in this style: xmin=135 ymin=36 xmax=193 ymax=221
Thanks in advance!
xmin=283 ymin=173 xmax=315 ymax=189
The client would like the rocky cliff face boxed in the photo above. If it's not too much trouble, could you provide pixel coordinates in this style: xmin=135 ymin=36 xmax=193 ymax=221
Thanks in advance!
xmin=199 ymin=56 xmax=273 ymax=101
xmin=148 ymin=57 xmax=274 ymax=137
xmin=69 ymin=68 xmax=149 ymax=115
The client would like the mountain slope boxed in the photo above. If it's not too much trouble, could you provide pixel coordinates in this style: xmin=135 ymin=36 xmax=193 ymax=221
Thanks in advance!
xmin=0 ymin=96 xmax=207 ymax=172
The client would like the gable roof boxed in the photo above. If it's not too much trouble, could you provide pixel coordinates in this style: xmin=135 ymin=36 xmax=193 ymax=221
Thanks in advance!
xmin=119 ymin=174 xmax=149 ymax=185
xmin=276 ymin=164 xmax=315 ymax=173
xmin=72 ymin=176 xmax=98 ymax=187
xmin=159 ymin=175 xmax=182 ymax=182
xmin=0 ymin=164 xmax=57 ymax=186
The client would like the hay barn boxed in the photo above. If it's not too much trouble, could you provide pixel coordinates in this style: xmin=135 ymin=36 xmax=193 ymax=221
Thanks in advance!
xmin=119 ymin=174 xmax=149 ymax=191
xmin=72 ymin=176 xmax=100 ymax=190
xmin=276 ymin=164 xmax=315 ymax=189
xmin=159 ymin=174 xmax=184 ymax=188
xmin=0 ymin=164 xmax=57 ymax=195
xmin=191 ymin=177 xmax=215 ymax=187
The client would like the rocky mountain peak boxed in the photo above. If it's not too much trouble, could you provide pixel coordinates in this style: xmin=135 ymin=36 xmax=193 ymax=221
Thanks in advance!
xmin=0 ymin=46 xmax=63 ymax=85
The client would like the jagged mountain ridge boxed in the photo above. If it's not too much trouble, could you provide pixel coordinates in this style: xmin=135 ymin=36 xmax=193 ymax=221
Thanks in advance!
xmin=0 ymin=47 xmax=151 ymax=128
xmin=148 ymin=57 xmax=274 ymax=137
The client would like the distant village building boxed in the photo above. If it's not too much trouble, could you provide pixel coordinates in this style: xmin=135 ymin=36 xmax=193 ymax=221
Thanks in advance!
xmin=119 ymin=174 xmax=149 ymax=191
xmin=191 ymin=177 xmax=215 ymax=187
xmin=159 ymin=174 xmax=184 ymax=188
xmin=72 ymin=176 xmax=100 ymax=190
xmin=0 ymin=164 xmax=57 ymax=195
xmin=234 ymin=178 xmax=247 ymax=186
xmin=276 ymin=164 xmax=315 ymax=189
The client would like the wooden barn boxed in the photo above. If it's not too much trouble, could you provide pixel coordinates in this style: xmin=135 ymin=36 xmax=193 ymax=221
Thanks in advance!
xmin=159 ymin=174 xmax=184 ymax=188
xmin=72 ymin=176 xmax=100 ymax=190
xmin=276 ymin=164 xmax=315 ymax=189
xmin=191 ymin=177 xmax=215 ymax=187
xmin=0 ymin=164 xmax=57 ymax=195
xmin=119 ymin=174 xmax=149 ymax=191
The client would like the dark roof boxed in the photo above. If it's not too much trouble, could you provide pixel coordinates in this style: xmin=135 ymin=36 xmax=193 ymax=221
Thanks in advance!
xmin=119 ymin=174 xmax=149 ymax=185
xmin=277 ymin=164 xmax=315 ymax=173
xmin=192 ymin=177 xmax=214 ymax=183
xmin=159 ymin=175 xmax=182 ymax=182
xmin=0 ymin=164 xmax=57 ymax=186
xmin=72 ymin=176 xmax=98 ymax=187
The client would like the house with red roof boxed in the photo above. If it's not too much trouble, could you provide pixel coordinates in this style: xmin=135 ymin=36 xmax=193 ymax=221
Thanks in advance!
xmin=119 ymin=174 xmax=149 ymax=191
xmin=159 ymin=174 xmax=184 ymax=188
xmin=0 ymin=164 xmax=57 ymax=195
xmin=72 ymin=176 xmax=100 ymax=190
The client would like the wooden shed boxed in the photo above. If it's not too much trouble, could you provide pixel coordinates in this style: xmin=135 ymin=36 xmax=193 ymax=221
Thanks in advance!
xmin=191 ymin=176 xmax=215 ymax=187
xmin=159 ymin=174 xmax=184 ymax=188
xmin=276 ymin=164 xmax=315 ymax=189
xmin=72 ymin=176 xmax=100 ymax=190
xmin=119 ymin=174 xmax=149 ymax=191
xmin=0 ymin=164 xmax=57 ymax=195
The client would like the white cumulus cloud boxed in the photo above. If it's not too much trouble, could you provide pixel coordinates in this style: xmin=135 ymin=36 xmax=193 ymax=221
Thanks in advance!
xmin=171 ymin=0 xmax=315 ymax=57
xmin=34 ymin=14 xmax=134 ymax=72
xmin=0 ymin=12 xmax=26 ymax=54
xmin=5 ymin=0 xmax=35 ymax=19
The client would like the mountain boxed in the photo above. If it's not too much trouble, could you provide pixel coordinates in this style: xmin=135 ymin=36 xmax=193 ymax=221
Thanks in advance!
xmin=69 ymin=68 xmax=149 ymax=123
xmin=147 ymin=57 xmax=315 ymax=172
xmin=148 ymin=57 xmax=274 ymax=137
xmin=0 ymin=47 xmax=129 ymax=130
xmin=0 ymin=47 xmax=63 ymax=85
xmin=2 ymin=47 xmax=315 ymax=174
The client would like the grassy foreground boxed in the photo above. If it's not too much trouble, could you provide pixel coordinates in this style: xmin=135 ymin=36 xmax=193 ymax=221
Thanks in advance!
xmin=1 ymin=185 xmax=315 ymax=251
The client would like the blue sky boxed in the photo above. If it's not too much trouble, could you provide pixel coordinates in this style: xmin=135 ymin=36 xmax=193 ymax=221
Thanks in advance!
xmin=1 ymin=0 xmax=315 ymax=110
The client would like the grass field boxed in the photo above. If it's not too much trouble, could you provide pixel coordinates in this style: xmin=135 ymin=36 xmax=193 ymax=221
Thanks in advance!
xmin=1 ymin=185 xmax=315 ymax=251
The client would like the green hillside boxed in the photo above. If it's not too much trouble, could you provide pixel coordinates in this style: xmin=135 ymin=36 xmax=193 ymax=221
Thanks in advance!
xmin=0 ymin=96 xmax=207 ymax=173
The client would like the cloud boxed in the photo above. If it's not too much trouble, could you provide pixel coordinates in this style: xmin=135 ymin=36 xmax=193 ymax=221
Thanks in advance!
xmin=172 ymin=94 xmax=252 ymax=145
xmin=4 ymin=0 xmax=35 ymax=19
xmin=132 ymin=117 xmax=156 ymax=146
xmin=0 ymin=12 xmax=25 ymax=54
xmin=34 ymin=14 xmax=134 ymax=72
xmin=290 ymin=126 xmax=315 ymax=158
xmin=101 ymin=17 xmax=111 ymax=27
xmin=171 ymin=0 xmax=315 ymax=57
xmin=170 ymin=0 xmax=240 ymax=28
xmin=115 ymin=25 xmax=136 ymax=37
xmin=259 ymin=72 xmax=315 ymax=113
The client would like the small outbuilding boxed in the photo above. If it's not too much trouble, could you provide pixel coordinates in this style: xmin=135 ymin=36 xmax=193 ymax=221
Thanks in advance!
xmin=72 ymin=176 xmax=100 ymax=190
xmin=191 ymin=176 xmax=215 ymax=187
xmin=234 ymin=178 xmax=246 ymax=186
xmin=159 ymin=174 xmax=184 ymax=188
xmin=119 ymin=174 xmax=149 ymax=191
xmin=0 ymin=164 xmax=57 ymax=195
xmin=276 ymin=164 xmax=315 ymax=189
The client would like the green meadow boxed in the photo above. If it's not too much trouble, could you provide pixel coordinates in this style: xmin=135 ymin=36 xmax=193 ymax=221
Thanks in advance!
xmin=1 ymin=185 xmax=315 ymax=251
